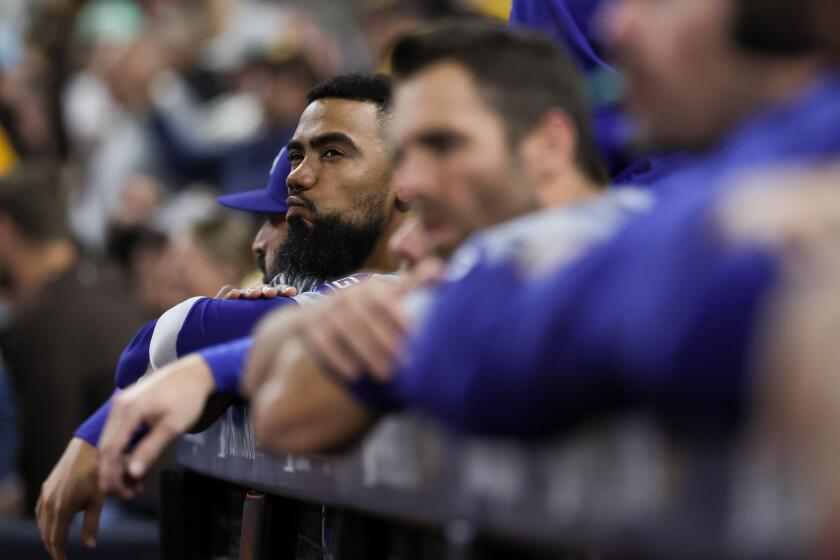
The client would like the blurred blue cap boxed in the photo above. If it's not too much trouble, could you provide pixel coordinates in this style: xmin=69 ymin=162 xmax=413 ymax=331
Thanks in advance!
xmin=217 ymin=147 xmax=290 ymax=213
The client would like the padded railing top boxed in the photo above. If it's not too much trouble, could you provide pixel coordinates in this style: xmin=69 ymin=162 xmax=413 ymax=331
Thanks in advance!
xmin=178 ymin=404 xmax=810 ymax=559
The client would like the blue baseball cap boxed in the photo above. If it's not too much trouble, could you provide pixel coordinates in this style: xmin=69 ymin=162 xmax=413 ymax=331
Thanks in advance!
xmin=216 ymin=147 xmax=290 ymax=213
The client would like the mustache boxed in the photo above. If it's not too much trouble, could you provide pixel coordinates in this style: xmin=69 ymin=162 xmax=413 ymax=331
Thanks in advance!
xmin=287 ymin=193 xmax=317 ymax=212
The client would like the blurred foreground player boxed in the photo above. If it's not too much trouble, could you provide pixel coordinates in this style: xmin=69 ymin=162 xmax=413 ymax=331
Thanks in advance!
xmin=246 ymin=0 xmax=840 ymax=449
xmin=357 ymin=0 xmax=840 ymax=436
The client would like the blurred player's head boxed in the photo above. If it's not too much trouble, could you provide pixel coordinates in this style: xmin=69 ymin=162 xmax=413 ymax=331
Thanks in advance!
xmin=825 ymin=0 xmax=840 ymax=57
xmin=734 ymin=0 xmax=840 ymax=60
xmin=391 ymin=20 xmax=606 ymax=258
xmin=218 ymin=148 xmax=292 ymax=283
xmin=600 ymin=0 xmax=820 ymax=151
xmin=732 ymin=0 xmax=820 ymax=54
xmin=280 ymin=73 xmax=406 ymax=286
xmin=253 ymin=213 xmax=287 ymax=282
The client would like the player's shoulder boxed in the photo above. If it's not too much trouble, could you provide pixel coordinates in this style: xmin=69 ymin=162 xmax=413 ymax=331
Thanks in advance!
xmin=291 ymin=272 xmax=400 ymax=307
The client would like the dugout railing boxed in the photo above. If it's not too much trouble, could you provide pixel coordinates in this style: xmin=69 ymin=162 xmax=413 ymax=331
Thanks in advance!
xmin=163 ymin=404 xmax=812 ymax=560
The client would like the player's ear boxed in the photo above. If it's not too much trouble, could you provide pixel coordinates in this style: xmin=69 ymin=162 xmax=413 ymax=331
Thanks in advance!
xmin=531 ymin=108 xmax=578 ymax=172
xmin=393 ymin=171 xmax=414 ymax=213
xmin=395 ymin=192 xmax=412 ymax=213
xmin=516 ymin=108 xmax=578 ymax=189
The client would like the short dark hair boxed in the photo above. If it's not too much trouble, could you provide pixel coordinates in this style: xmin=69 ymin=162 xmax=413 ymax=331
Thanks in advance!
xmin=732 ymin=0 xmax=820 ymax=54
xmin=306 ymin=73 xmax=393 ymax=125
xmin=0 ymin=167 xmax=68 ymax=243
xmin=391 ymin=19 xmax=608 ymax=185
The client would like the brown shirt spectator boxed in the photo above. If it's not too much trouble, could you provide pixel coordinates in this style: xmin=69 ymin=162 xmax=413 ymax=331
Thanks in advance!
xmin=0 ymin=260 xmax=144 ymax=512
xmin=0 ymin=168 xmax=145 ymax=512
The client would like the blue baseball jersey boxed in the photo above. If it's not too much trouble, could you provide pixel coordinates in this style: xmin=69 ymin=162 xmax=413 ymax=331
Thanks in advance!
xmin=361 ymin=72 xmax=840 ymax=436
xmin=74 ymin=274 xmax=383 ymax=446
xmin=347 ymin=187 xmax=654 ymax=412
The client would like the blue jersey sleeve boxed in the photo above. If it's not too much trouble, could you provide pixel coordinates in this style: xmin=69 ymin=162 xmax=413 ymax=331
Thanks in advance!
xmin=174 ymin=297 xmax=295 ymax=357
xmin=174 ymin=297 xmax=297 ymax=392
xmin=115 ymin=320 xmax=157 ymax=388
xmin=74 ymin=392 xmax=116 ymax=447
xmin=198 ymin=337 xmax=253 ymax=394
xmin=77 ymin=297 xmax=296 ymax=447
xmin=197 ymin=327 xmax=408 ymax=403
xmin=392 ymin=193 xmax=778 ymax=437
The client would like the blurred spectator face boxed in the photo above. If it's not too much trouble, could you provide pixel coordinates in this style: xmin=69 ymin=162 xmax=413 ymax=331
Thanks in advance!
xmin=239 ymin=65 xmax=308 ymax=126
xmin=112 ymin=173 xmax=164 ymax=229
xmin=264 ymin=72 xmax=310 ymax=125
xmin=131 ymin=238 xmax=186 ymax=315
xmin=239 ymin=55 xmax=321 ymax=128
xmin=253 ymin=212 xmax=288 ymax=283
xmin=169 ymin=233 xmax=235 ymax=298
xmin=104 ymin=39 xmax=164 ymax=109
xmin=359 ymin=7 xmax=423 ymax=69
xmin=601 ymin=0 xmax=760 ymax=150
xmin=169 ymin=213 xmax=256 ymax=297
xmin=393 ymin=61 xmax=539 ymax=257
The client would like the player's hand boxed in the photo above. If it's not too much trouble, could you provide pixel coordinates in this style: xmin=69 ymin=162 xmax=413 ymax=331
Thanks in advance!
xmin=250 ymin=337 xmax=376 ymax=454
xmin=98 ymin=355 xmax=215 ymax=499
xmin=216 ymin=283 xmax=297 ymax=300
xmin=36 ymin=438 xmax=104 ymax=560
xmin=299 ymin=280 xmax=409 ymax=382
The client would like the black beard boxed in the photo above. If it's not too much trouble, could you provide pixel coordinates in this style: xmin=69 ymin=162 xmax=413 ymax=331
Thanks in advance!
xmin=256 ymin=252 xmax=268 ymax=284
xmin=270 ymin=209 xmax=385 ymax=289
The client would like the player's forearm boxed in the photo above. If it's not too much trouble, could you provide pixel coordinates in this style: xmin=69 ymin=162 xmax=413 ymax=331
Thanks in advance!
xmin=394 ymin=238 xmax=779 ymax=436
xmin=154 ymin=296 xmax=294 ymax=370
xmin=252 ymin=340 xmax=374 ymax=454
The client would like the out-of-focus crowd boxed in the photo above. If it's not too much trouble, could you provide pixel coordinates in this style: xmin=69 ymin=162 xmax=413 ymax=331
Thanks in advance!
xmin=0 ymin=0 xmax=506 ymax=544
xmin=0 ymin=0 xmax=484 ymax=316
